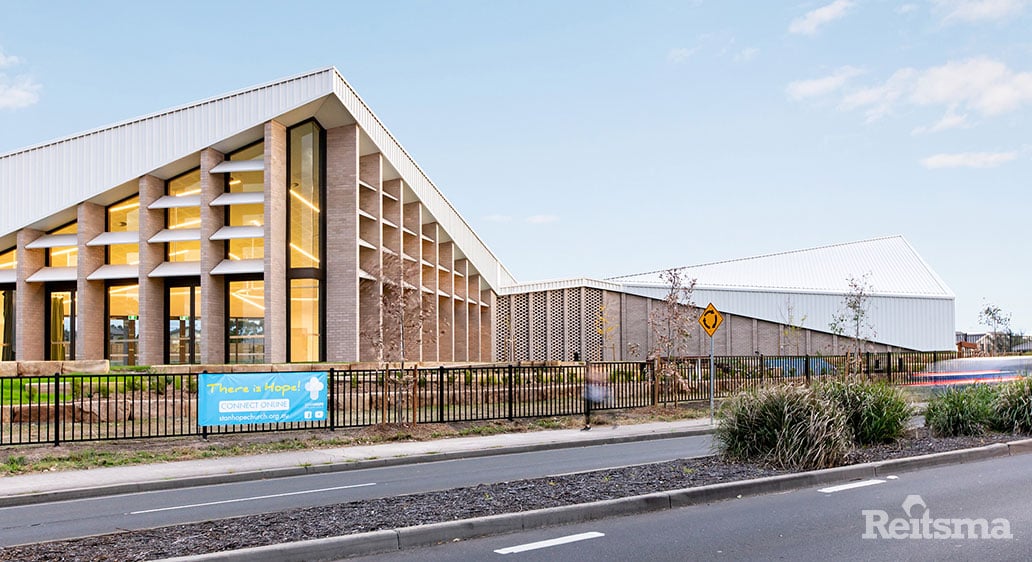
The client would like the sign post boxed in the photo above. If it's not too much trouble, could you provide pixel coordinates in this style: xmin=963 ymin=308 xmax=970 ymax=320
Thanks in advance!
xmin=699 ymin=303 xmax=724 ymax=425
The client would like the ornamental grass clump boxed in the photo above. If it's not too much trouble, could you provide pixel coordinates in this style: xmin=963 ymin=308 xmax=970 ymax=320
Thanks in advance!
xmin=992 ymin=377 xmax=1032 ymax=434
xmin=818 ymin=377 xmax=914 ymax=445
xmin=924 ymin=384 xmax=997 ymax=437
xmin=714 ymin=384 xmax=851 ymax=470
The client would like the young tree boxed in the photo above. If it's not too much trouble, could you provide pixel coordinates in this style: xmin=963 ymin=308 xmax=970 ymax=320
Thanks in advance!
xmin=779 ymin=298 xmax=807 ymax=355
xmin=596 ymin=303 xmax=617 ymax=361
xmin=829 ymin=274 xmax=875 ymax=374
xmin=647 ymin=268 xmax=698 ymax=388
xmin=978 ymin=302 xmax=1012 ymax=356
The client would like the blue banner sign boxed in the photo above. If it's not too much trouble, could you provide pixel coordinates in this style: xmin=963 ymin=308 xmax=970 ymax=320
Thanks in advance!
xmin=198 ymin=371 xmax=328 ymax=427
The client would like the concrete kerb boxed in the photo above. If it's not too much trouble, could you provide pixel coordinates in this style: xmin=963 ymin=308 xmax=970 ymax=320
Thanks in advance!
xmin=156 ymin=438 xmax=1032 ymax=562
xmin=0 ymin=426 xmax=715 ymax=509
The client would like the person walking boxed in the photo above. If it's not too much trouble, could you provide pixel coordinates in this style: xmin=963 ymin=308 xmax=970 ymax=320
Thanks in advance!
xmin=582 ymin=362 xmax=610 ymax=430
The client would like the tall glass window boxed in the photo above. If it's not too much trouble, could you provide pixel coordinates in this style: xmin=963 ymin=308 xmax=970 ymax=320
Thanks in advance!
xmin=0 ymin=288 xmax=14 ymax=361
xmin=288 ymin=121 xmax=324 ymax=362
xmin=47 ymin=288 xmax=76 ymax=360
xmin=108 ymin=196 xmax=140 ymax=265
xmin=227 ymin=203 xmax=264 ymax=261
xmin=167 ymin=171 xmax=201 ymax=262
xmin=228 ymin=279 xmax=264 ymax=363
xmin=0 ymin=248 xmax=15 ymax=271
xmin=47 ymin=223 xmax=78 ymax=268
xmin=168 ymin=284 xmax=201 ymax=364
xmin=107 ymin=284 xmax=139 ymax=366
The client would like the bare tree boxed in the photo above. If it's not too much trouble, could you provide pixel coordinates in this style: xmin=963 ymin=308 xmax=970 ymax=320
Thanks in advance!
xmin=779 ymin=298 xmax=807 ymax=355
xmin=978 ymin=301 xmax=1013 ymax=356
xmin=595 ymin=303 xmax=617 ymax=361
xmin=647 ymin=268 xmax=698 ymax=388
xmin=829 ymin=274 xmax=875 ymax=374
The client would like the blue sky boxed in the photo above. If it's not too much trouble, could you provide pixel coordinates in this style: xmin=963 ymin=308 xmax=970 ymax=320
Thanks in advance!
xmin=1 ymin=1 xmax=1030 ymax=334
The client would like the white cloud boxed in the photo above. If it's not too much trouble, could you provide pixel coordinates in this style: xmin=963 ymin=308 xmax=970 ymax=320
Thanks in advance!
xmin=932 ymin=0 xmax=1030 ymax=23
xmin=667 ymin=47 xmax=698 ymax=64
xmin=789 ymin=0 xmax=855 ymax=35
xmin=920 ymin=151 xmax=1018 ymax=168
xmin=525 ymin=215 xmax=559 ymax=224
xmin=0 ymin=74 xmax=41 ymax=109
xmin=483 ymin=214 xmax=512 ymax=223
xmin=786 ymin=66 xmax=863 ymax=100
xmin=912 ymin=108 xmax=969 ymax=134
xmin=734 ymin=48 xmax=759 ymax=62
xmin=896 ymin=3 xmax=919 ymax=14
xmin=0 ymin=49 xmax=22 ymax=69
xmin=813 ymin=57 xmax=1032 ymax=127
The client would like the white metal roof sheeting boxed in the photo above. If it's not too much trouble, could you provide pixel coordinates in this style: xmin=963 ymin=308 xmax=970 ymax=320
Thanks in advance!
xmin=210 ymin=192 xmax=265 ymax=206
xmin=25 ymin=267 xmax=77 ymax=283
xmin=86 ymin=264 xmax=139 ymax=280
xmin=608 ymin=236 xmax=954 ymax=299
xmin=149 ymin=261 xmax=200 ymax=278
xmin=87 ymin=231 xmax=139 ymax=246
xmin=499 ymin=277 xmax=626 ymax=295
xmin=210 ymin=259 xmax=263 ymax=275
xmin=0 ymin=67 xmax=513 ymax=292
xmin=25 ymin=234 xmax=78 ymax=249
xmin=149 ymin=194 xmax=202 ymax=209
xmin=149 ymin=228 xmax=201 ymax=243
xmin=619 ymin=284 xmax=954 ymax=351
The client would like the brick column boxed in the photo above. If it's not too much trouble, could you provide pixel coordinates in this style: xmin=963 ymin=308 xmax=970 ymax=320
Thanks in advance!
xmin=15 ymin=229 xmax=45 ymax=360
xmin=138 ymin=175 xmax=165 ymax=365
xmin=200 ymin=148 xmax=226 ymax=364
xmin=482 ymin=289 xmax=495 ymax=361
xmin=76 ymin=202 xmax=106 ymax=360
xmin=358 ymin=153 xmax=382 ymax=362
xmin=438 ymin=240 xmax=454 ymax=361
xmin=264 ymin=120 xmax=287 ymax=363
xmin=325 ymin=125 xmax=360 ymax=362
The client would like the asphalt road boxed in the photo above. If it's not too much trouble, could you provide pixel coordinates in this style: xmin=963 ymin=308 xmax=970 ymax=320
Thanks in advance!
xmin=358 ymin=453 xmax=1032 ymax=561
xmin=0 ymin=434 xmax=713 ymax=547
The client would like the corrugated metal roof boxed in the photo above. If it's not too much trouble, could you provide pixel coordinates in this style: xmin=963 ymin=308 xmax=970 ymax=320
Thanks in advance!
xmin=608 ymin=236 xmax=954 ymax=299
xmin=499 ymin=277 xmax=625 ymax=295
xmin=0 ymin=67 xmax=514 ymax=291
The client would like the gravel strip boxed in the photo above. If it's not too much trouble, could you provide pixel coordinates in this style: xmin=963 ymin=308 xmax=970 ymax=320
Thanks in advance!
xmin=0 ymin=432 xmax=1018 ymax=561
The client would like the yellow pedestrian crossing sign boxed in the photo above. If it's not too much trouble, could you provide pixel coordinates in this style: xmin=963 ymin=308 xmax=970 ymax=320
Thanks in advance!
xmin=699 ymin=303 xmax=723 ymax=337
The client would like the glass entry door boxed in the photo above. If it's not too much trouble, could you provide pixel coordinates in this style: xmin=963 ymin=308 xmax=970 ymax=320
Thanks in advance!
xmin=46 ymin=286 xmax=76 ymax=360
xmin=167 ymin=284 xmax=201 ymax=364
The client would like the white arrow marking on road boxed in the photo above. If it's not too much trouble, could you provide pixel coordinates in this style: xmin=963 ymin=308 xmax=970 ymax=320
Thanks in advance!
xmin=818 ymin=479 xmax=885 ymax=494
xmin=495 ymin=531 xmax=605 ymax=554
xmin=129 ymin=483 xmax=376 ymax=514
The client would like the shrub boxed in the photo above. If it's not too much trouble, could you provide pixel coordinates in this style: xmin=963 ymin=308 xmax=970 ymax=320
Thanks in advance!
xmin=714 ymin=384 xmax=851 ymax=470
xmin=818 ymin=378 xmax=914 ymax=445
xmin=992 ymin=377 xmax=1032 ymax=434
xmin=924 ymin=384 xmax=996 ymax=437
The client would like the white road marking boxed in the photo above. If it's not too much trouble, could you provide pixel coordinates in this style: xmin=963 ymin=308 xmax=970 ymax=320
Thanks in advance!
xmin=129 ymin=483 xmax=376 ymax=514
xmin=818 ymin=479 xmax=885 ymax=494
xmin=886 ymin=475 xmax=898 ymax=480
xmin=495 ymin=531 xmax=605 ymax=554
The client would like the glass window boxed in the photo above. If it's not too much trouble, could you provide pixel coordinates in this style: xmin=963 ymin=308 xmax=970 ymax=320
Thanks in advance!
xmin=0 ymin=289 xmax=14 ymax=361
xmin=229 ymin=142 xmax=264 ymax=161
xmin=229 ymin=203 xmax=264 ymax=227
xmin=228 ymin=238 xmax=264 ymax=261
xmin=47 ymin=289 xmax=75 ymax=360
xmin=289 ymin=122 xmax=322 ymax=269
xmin=168 ymin=170 xmax=201 ymax=197
xmin=167 ymin=203 xmax=201 ymax=262
xmin=108 ymin=243 xmax=139 ymax=266
xmin=228 ymin=171 xmax=263 ymax=194
xmin=108 ymin=196 xmax=140 ymax=232
xmin=48 ymin=223 xmax=78 ymax=268
xmin=290 ymin=279 xmax=320 ymax=362
xmin=228 ymin=279 xmax=264 ymax=364
xmin=168 ymin=285 xmax=201 ymax=365
xmin=168 ymin=241 xmax=200 ymax=263
xmin=107 ymin=284 xmax=139 ymax=366
xmin=0 ymin=249 xmax=15 ymax=270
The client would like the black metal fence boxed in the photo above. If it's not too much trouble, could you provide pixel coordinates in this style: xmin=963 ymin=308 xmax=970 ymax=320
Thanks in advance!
xmin=0 ymin=351 xmax=955 ymax=446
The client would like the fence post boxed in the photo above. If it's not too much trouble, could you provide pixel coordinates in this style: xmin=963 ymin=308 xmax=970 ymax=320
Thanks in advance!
xmin=886 ymin=352 xmax=892 ymax=384
xmin=201 ymin=370 xmax=208 ymax=440
xmin=804 ymin=355 xmax=811 ymax=386
xmin=651 ymin=359 xmax=659 ymax=406
xmin=328 ymin=368 xmax=336 ymax=431
xmin=865 ymin=352 xmax=871 ymax=380
xmin=507 ymin=364 xmax=514 ymax=421
xmin=53 ymin=372 xmax=61 ymax=447
xmin=437 ymin=366 xmax=445 ymax=423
